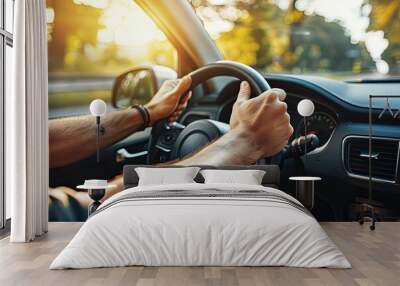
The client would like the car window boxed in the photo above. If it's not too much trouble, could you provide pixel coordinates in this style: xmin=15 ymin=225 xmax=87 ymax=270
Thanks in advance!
xmin=190 ymin=0 xmax=400 ymax=81
xmin=47 ymin=0 xmax=177 ymax=119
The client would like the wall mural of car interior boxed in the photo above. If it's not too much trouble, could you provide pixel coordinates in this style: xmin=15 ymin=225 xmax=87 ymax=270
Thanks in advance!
xmin=5 ymin=0 xmax=400 ymax=283
xmin=46 ymin=0 xmax=399 ymax=230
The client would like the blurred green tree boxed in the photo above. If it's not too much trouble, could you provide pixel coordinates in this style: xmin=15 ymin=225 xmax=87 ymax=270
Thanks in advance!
xmin=368 ymin=0 xmax=400 ymax=73
xmin=46 ymin=0 xmax=103 ymax=72
xmin=192 ymin=0 xmax=375 ymax=75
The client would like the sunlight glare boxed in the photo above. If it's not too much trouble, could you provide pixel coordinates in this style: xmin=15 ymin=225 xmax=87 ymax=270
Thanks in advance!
xmin=46 ymin=8 xmax=54 ymax=24
xmin=365 ymin=31 xmax=389 ymax=60
xmin=74 ymin=0 xmax=108 ymax=9
xmin=376 ymin=59 xmax=389 ymax=75
xmin=98 ymin=0 xmax=166 ymax=47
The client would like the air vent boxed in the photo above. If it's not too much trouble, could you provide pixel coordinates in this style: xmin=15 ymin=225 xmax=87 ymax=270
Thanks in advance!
xmin=343 ymin=137 xmax=399 ymax=183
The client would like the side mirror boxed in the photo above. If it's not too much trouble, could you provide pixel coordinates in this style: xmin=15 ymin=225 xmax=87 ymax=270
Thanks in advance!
xmin=111 ymin=65 xmax=177 ymax=109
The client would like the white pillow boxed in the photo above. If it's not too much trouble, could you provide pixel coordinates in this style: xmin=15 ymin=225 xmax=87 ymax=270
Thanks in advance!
xmin=135 ymin=167 xmax=200 ymax=186
xmin=200 ymin=169 xmax=266 ymax=185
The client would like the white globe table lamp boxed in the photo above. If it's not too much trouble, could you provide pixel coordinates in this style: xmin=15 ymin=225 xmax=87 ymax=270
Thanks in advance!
xmin=289 ymin=99 xmax=321 ymax=212
xmin=89 ymin=99 xmax=107 ymax=163
xmin=297 ymin=99 xmax=315 ymax=117
xmin=90 ymin=99 xmax=107 ymax=116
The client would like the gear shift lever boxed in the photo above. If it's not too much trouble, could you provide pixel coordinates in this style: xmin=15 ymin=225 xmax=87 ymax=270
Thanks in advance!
xmin=282 ymin=134 xmax=320 ymax=159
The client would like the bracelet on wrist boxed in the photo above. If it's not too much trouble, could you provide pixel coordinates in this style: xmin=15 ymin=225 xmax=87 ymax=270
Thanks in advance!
xmin=143 ymin=106 xmax=151 ymax=125
xmin=131 ymin=105 xmax=151 ymax=130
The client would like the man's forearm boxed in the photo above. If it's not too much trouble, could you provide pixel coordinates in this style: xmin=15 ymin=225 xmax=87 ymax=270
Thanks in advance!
xmin=49 ymin=108 xmax=144 ymax=168
xmin=177 ymin=129 xmax=264 ymax=166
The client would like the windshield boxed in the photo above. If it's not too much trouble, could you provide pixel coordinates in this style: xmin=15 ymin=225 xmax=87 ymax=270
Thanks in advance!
xmin=190 ymin=0 xmax=400 ymax=80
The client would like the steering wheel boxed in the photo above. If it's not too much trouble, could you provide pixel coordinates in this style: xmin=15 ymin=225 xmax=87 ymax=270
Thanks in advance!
xmin=147 ymin=61 xmax=272 ymax=164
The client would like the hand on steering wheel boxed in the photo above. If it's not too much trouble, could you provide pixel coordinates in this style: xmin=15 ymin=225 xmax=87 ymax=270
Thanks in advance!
xmin=230 ymin=81 xmax=293 ymax=158
xmin=230 ymin=81 xmax=287 ymax=128
xmin=147 ymin=61 xmax=293 ymax=164
xmin=145 ymin=75 xmax=192 ymax=125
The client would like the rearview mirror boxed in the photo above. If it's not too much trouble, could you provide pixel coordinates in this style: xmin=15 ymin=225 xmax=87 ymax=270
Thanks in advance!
xmin=111 ymin=65 xmax=177 ymax=109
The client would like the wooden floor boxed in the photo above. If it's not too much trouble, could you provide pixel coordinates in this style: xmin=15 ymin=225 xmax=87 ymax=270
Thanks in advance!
xmin=0 ymin=222 xmax=399 ymax=286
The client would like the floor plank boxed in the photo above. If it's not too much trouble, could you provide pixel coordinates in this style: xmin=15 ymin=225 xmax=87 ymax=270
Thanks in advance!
xmin=0 ymin=222 xmax=399 ymax=286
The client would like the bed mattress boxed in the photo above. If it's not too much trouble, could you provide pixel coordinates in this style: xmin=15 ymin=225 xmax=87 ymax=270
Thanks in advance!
xmin=50 ymin=183 xmax=350 ymax=269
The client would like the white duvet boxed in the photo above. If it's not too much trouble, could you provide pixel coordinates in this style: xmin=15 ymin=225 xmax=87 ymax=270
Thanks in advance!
xmin=50 ymin=183 xmax=350 ymax=269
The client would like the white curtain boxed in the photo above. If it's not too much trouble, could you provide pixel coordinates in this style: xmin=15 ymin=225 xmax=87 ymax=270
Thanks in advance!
xmin=7 ymin=0 xmax=49 ymax=242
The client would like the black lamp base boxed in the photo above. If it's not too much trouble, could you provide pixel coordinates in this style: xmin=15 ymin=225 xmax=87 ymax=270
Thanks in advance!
xmin=358 ymin=203 xmax=376 ymax=231
xmin=88 ymin=188 xmax=106 ymax=216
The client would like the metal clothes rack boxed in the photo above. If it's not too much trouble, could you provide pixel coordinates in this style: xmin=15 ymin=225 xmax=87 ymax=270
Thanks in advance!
xmin=361 ymin=95 xmax=400 ymax=230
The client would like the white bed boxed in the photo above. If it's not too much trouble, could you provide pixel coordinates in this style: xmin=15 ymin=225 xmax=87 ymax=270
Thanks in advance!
xmin=50 ymin=183 xmax=350 ymax=269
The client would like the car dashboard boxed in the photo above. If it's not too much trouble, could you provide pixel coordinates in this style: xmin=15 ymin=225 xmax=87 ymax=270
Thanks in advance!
xmin=267 ymin=75 xmax=400 ymax=193
xmin=183 ymin=74 xmax=400 ymax=195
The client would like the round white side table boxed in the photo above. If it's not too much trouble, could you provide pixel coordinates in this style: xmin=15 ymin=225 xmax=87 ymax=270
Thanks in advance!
xmin=289 ymin=176 xmax=321 ymax=210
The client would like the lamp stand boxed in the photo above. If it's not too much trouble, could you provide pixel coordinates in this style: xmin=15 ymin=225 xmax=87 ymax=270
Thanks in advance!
xmin=95 ymin=116 xmax=105 ymax=163
xmin=304 ymin=117 xmax=307 ymax=158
